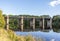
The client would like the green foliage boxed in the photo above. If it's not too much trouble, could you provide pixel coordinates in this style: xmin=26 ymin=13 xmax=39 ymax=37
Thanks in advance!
xmin=9 ymin=18 xmax=18 ymax=30
xmin=40 ymin=15 xmax=50 ymax=18
xmin=53 ymin=15 xmax=60 ymax=32
xmin=24 ymin=19 xmax=30 ymax=29
xmin=0 ymin=10 xmax=5 ymax=28
xmin=35 ymin=20 xmax=39 ymax=28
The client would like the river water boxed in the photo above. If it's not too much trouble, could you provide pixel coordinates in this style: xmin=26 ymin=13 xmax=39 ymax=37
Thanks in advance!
xmin=15 ymin=30 xmax=60 ymax=41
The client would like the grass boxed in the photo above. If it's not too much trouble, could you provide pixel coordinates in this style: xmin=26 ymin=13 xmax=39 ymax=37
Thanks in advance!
xmin=0 ymin=28 xmax=44 ymax=41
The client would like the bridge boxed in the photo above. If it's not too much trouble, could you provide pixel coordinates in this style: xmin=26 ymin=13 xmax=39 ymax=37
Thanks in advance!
xmin=4 ymin=15 xmax=52 ymax=31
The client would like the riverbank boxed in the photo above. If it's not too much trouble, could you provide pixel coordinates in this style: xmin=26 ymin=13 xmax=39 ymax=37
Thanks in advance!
xmin=0 ymin=28 xmax=45 ymax=41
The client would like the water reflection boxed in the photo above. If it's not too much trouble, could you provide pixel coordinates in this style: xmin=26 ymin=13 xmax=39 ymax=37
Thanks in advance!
xmin=53 ymin=28 xmax=60 ymax=33
xmin=15 ymin=30 xmax=60 ymax=41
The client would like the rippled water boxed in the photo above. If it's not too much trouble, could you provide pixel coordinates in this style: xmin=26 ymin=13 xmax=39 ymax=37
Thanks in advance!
xmin=15 ymin=30 xmax=60 ymax=41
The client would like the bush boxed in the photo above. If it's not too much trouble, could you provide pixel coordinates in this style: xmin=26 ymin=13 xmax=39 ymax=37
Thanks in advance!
xmin=25 ymin=35 xmax=35 ymax=41
xmin=0 ymin=10 xmax=5 ymax=28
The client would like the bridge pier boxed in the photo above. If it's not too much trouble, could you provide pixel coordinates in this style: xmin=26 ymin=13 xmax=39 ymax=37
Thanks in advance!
xmin=21 ymin=16 xmax=24 ymax=31
xmin=6 ymin=15 xmax=9 ymax=30
xmin=32 ymin=17 xmax=35 ymax=31
xmin=43 ymin=18 xmax=45 ymax=31
xmin=50 ymin=18 xmax=52 ymax=29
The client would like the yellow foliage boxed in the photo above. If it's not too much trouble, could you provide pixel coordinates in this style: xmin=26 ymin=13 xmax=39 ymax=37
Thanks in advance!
xmin=0 ymin=10 xmax=5 ymax=28
xmin=25 ymin=35 xmax=35 ymax=41
xmin=0 ymin=29 xmax=36 ymax=41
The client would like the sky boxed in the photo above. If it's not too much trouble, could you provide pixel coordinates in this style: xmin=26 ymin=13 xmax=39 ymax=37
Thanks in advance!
xmin=0 ymin=0 xmax=60 ymax=17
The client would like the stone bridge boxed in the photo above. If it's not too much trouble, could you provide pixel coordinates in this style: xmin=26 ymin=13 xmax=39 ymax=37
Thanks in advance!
xmin=4 ymin=15 xmax=52 ymax=31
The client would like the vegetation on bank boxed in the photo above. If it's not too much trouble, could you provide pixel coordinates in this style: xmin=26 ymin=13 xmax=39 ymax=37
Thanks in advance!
xmin=0 ymin=29 xmax=37 ymax=41
xmin=0 ymin=10 xmax=5 ymax=28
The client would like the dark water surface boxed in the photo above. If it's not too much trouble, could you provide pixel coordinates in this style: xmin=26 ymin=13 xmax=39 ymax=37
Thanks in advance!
xmin=15 ymin=30 xmax=60 ymax=41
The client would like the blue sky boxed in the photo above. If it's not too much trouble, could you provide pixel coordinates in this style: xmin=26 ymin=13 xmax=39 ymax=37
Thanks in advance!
xmin=0 ymin=0 xmax=60 ymax=17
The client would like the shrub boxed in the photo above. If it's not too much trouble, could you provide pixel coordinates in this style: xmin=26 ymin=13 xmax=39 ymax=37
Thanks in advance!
xmin=25 ymin=35 xmax=35 ymax=41
xmin=0 ymin=10 xmax=5 ymax=28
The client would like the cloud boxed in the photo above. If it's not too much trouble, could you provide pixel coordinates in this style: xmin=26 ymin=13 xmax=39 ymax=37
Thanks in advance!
xmin=49 ymin=0 xmax=60 ymax=7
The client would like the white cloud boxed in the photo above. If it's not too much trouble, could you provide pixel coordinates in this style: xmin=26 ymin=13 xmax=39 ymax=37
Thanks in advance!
xmin=49 ymin=0 xmax=60 ymax=7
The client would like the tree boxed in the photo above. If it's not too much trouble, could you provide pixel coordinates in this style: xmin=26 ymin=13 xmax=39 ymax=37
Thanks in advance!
xmin=0 ymin=10 xmax=5 ymax=28
xmin=52 ymin=15 xmax=60 ymax=32
xmin=9 ymin=18 xmax=18 ymax=30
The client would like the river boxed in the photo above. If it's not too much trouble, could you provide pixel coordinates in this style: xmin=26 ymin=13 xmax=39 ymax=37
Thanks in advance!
xmin=15 ymin=30 xmax=60 ymax=41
